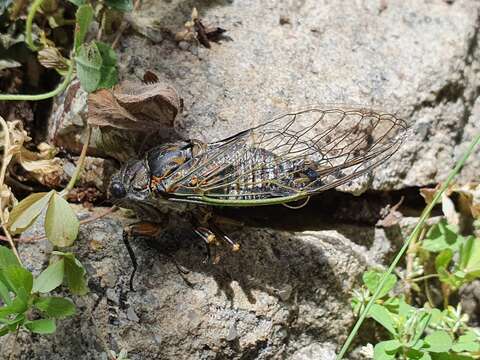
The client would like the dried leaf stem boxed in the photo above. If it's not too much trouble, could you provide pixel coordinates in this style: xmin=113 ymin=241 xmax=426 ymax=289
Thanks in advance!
xmin=0 ymin=116 xmax=21 ymax=263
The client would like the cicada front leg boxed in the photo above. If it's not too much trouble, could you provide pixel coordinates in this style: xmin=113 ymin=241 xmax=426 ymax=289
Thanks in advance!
xmin=123 ymin=221 xmax=191 ymax=291
xmin=122 ymin=221 xmax=164 ymax=291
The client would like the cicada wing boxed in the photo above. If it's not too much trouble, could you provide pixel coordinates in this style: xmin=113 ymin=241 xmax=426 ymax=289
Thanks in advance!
xmin=164 ymin=107 xmax=408 ymax=204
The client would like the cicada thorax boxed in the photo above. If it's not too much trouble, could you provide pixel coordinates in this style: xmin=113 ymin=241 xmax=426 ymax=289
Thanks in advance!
xmin=147 ymin=140 xmax=208 ymax=194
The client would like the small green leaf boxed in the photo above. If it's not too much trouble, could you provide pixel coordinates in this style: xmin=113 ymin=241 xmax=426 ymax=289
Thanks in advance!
xmin=94 ymin=42 xmax=118 ymax=89
xmin=405 ymin=349 xmax=431 ymax=360
xmin=430 ymin=353 xmax=474 ymax=360
xmin=0 ymin=246 xmax=20 ymax=269
xmin=75 ymin=42 xmax=102 ymax=92
xmin=7 ymin=191 xmax=54 ymax=234
xmin=75 ymin=41 xmax=118 ymax=92
xmin=398 ymin=298 xmax=415 ymax=317
xmin=363 ymin=270 xmax=397 ymax=298
xmin=452 ymin=331 xmax=480 ymax=352
xmin=74 ymin=4 xmax=94 ymax=53
xmin=57 ymin=253 xmax=88 ymax=295
xmin=411 ymin=312 xmax=432 ymax=346
xmin=424 ymin=331 xmax=452 ymax=353
xmin=0 ymin=325 xmax=9 ymax=336
xmin=45 ymin=193 xmax=79 ymax=247
xmin=34 ymin=296 xmax=76 ymax=318
xmin=2 ymin=266 xmax=33 ymax=295
xmin=373 ymin=340 xmax=399 ymax=360
xmin=459 ymin=236 xmax=480 ymax=276
xmin=104 ymin=0 xmax=133 ymax=12
xmin=0 ymin=280 xmax=11 ymax=305
xmin=427 ymin=308 xmax=443 ymax=328
xmin=32 ymin=259 xmax=65 ymax=293
xmin=0 ymin=296 xmax=28 ymax=317
xmin=435 ymin=249 xmax=453 ymax=274
xmin=24 ymin=319 xmax=56 ymax=334
xmin=368 ymin=304 xmax=397 ymax=336
xmin=422 ymin=220 xmax=463 ymax=252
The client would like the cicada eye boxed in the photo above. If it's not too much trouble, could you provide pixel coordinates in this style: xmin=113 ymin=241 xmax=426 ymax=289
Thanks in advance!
xmin=110 ymin=181 xmax=127 ymax=199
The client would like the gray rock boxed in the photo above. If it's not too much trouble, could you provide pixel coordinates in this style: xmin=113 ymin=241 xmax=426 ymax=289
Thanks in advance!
xmin=1 ymin=206 xmax=380 ymax=359
xmin=291 ymin=342 xmax=337 ymax=360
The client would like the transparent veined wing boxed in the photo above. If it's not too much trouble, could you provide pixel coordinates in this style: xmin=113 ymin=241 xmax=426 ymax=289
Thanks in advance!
xmin=161 ymin=107 xmax=409 ymax=206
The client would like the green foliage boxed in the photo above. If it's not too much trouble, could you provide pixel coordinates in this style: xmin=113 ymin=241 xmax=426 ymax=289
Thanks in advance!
xmin=32 ymin=259 xmax=65 ymax=293
xmin=7 ymin=191 xmax=54 ymax=234
xmin=45 ymin=193 xmax=80 ymax=247
xmin=75 ymin=41 xmax=118 ymax=93
xmin=73 ymin=4 xmax=94 ymax=53
xmin=104 ymin=0 xmax=133 ymax=12
xmin=34 ymin=297 xmax=76 ymax=318
xmin=54 ymin=252 xmax=89 ymax=295
xmin=0 ymin=246 xmax=81 ymax=337
xmin=68 ymin=0 xmax=87 ymax=6
xmin=7 ymin=190 xmax=80 ymax=249
xmin=422 ymin=220 xmax=464 ymax=253
xmin=353 ymin=271 xmax=480 ymax=360
xmin=1 ymin=0 xmax=135 ymax=101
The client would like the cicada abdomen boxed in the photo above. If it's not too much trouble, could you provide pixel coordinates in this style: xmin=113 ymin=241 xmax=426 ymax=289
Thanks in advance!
xmin=152 ymin=106 xmax=408 ymax=206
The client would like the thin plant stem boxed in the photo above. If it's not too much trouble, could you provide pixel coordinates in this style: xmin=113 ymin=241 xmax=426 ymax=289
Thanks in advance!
xmin=424 ymin=277 xmax=435 ymax=308
xmin=410 ymin=273 xmax=440 ymax=282
xmin=405 ymin=225 xmax=427 ymax=303
xmin=0 ymin=60 xmax=74 ymax=101
xmin=336 ymin=132 xmax=480 ymax=360
xmin=63 ymin=126 xmax=92 ymax=194
xmin=0 ymin=116 xmax=22 ymax=263
xmin=111 ymin=0 xmax=142 ymax=49
xmin=25 ymin=0 xmax=45 ymax=51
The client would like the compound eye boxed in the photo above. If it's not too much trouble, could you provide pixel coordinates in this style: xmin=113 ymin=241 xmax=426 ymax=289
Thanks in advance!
xmin=110 ymin=181 xmax=127 ymax=199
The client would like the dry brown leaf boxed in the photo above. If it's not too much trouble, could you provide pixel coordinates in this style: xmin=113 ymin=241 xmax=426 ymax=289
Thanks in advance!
xmin=377 ymin=197 xmax=404 ymax=227
xmin=175 ymin=7 xmax=227 ymax=48
xmin=6 ymin=121 xmax=63 ymax=184
xmin=143 ymin=70 xmax=159 ymax=84
xmin=451 ymin=183 xmax=480 ymax=220
xmin=38 ymin=47 xmax=69 ymax=72
xmin=0 ymin=184 xmax=16 ymax=223
xmin=88 ymin=79 xmax=182 ymax=131
xmin=420 ymin=187 xmax=439 ymax=205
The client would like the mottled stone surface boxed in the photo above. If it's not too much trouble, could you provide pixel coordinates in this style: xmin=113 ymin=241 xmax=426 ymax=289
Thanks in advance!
xmin=2 ymin=206 xmax=381 ymax=359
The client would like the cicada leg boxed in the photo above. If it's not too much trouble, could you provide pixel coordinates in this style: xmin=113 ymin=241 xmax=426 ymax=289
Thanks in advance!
xmin=208 ymin=221 xmax=241 ymax=252
xmin=123 ymin=222 xmax=163 ymax=291
xmin=193 ymin=226 xmax=218 ymax=264
xmin=123 ymin=221 xmax=192 ymax=291
xmin=192 ymin=222 xmax=240 ymax=266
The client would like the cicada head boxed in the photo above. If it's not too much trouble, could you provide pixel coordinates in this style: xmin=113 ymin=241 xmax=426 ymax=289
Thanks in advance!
xmin=109 ymin=159 xmax=151 ymax=204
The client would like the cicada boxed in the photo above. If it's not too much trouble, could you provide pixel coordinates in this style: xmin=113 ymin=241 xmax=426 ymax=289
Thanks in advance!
xmin=109 ymin=106 xmax=408 ymax=288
